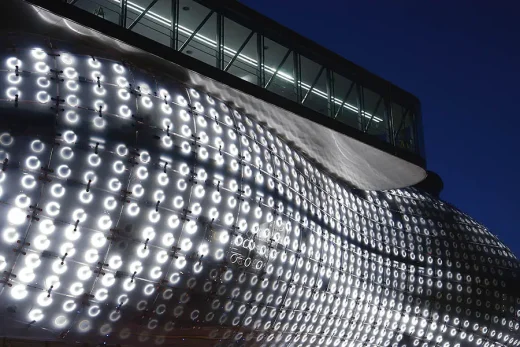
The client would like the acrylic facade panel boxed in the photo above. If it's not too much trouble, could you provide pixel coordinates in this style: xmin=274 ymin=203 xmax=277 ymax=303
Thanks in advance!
xmin=0 ymin=46 xmax=518 ymax=347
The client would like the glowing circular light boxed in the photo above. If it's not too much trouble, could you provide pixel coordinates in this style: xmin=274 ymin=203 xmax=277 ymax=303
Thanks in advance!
xmin=3 ymin=227 xmax=19 ymax=243
xmin=21 ymin=175 xmax=37 ymax=189
xmin=36 ymin=91 xmax=50 ymax=103
xmin=7 ymin=73 xmax=21 ymax=84
xmin=36 ymin=76 xmax=50 ymax=88
xmin=65 ymin=94 xmax=79 ymax=107
xmin=5 ymin=87 xmax=20 ymax=99
xmin=60 ymin=53 xmax=74 ymax=65
xmin=6 ymin=57 xmax=22 ymax=69
xmin=7 ymin=207 xmax=26 ymax=225
xmin=11 ymin=284 xmax=28 ymax=300
xmin=113 ymin=63 xmax=125 ymax=73
xmin=88 ymin=58 xmax=101 ymax=68
xmin=63 ymin=67 xmax=78 ymax=79
xmin=34 ymin=62 xmax=49 ymax=73
xmin=57 ymin=165 xmax=71 ymax=178
xmin=119 ymin=105 xmax=132 ymax=118
xmin=141 ymin=96 xmax=153 ymax=108
xmin=31 ymin=48 xmax=46 ymax=59
xmin=28 ymin=309 xmax=44 ymax=322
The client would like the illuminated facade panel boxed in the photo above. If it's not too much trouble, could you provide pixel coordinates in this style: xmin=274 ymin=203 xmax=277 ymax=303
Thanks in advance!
xmin=0 ymin=45 xmax=518 ymax=347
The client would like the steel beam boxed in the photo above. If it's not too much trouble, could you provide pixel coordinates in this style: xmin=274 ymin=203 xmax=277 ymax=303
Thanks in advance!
xmin=364 ymin=96 xmax=383 ymax=132
xmin=127 ymin=0 xmax=159 ymax=30
xmin=333 ymin=81 xmax=355 ymax=119
xmin=179 ymin=10 xmax=215 ymax=52
xmin=224 ymin=30 xmax=254 ymax=72
xmin=264 ymin=48 xmax=291 ymax=89
xmin=301 ymin=65 xmax=325 ymax=105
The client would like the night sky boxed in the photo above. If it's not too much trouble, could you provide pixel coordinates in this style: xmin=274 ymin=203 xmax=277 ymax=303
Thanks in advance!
xmin=241 ymin=0 xmax=520 ymax=256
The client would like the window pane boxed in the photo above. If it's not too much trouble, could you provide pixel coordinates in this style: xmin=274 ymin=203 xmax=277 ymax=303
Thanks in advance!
xmin=224 ymin=18 xmax=258 ymax=84
xmin=178 ymin=0 xmax=217 ymax=66
xmin=300 ymin=56 xmax=328 ymax=115
xmin=264 ymin=38 xmax=295 ymax=102
xmin=332 ymin=73 xmax=359 ymax=130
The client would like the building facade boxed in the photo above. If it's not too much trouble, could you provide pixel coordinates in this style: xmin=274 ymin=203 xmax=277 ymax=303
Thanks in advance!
xmin=0 ymin=0 xmax=518 ymax=346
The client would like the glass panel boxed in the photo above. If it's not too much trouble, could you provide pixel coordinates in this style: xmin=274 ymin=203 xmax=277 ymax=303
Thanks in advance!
xmin=128 ymin=0 xmax=172 ymax=47
xmin=224 ymin=18 xmax=258 ymax=84
xmin=263 ymin=38 xmax=295 ymax=101
xmin=393 ymin=104 xmax=416 ymax=152
xmin=300 ymin=56 xmax=327 ymax=115
xmin=178 ymin=0 xmax=217 ymax=66
xmin=363 ymin=88 xmax=388 ymax=142
xmin=75 ymin=0 xmax=120 ymax=25
xmin=332 ymin=73 xmax=359 ymax=130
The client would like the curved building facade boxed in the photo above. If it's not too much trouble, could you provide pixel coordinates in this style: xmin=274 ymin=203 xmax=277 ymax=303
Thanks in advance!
xmin=0 ymin=1 xmax=518 ymax=347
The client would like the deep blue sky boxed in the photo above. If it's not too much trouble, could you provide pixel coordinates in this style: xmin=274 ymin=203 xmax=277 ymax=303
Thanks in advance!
xmin=242 ymin=0 xmax=520 ymax=256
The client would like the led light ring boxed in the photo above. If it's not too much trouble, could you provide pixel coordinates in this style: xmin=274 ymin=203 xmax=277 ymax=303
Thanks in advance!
xmin=60 ymin=53 xmax=74 ymax=65
xmin=179 ymin=109 xmax=191 ymax=122
xmin=161 ymin=103 xmax=172 ymax=114
xmin=6 ymin=57 xmax=22 ymax=70
xmin=57 ymin=165 xmax=71 ymax=178
xmin=118 ymin=88 xmax=131 ymax=101
xmin=127 ymin=203 xmax=140 ymax=216
xmin=88 ymin=57 xmax=101 ymax=68
xmin=25 ymin=156 xmax=41 ymax=170
xmin=7 ymin=73 xmax=21 ymax=84
xmin=31 ymin=48 xmax=47 ymax=60
xmin=116 ymin=76 xmax=128 ymax=88
xmin=104 ymin=196 xmax=118 ymax=210
xmin=37 ymin=76 xmax=51 ymax=88
xmin=119 ymin=104 xmax=132 ymax=117
xmin=161 ymin=136 xmax=173 ymax=148
xmin=94 ymin=99 xmax=107 ymax=112
xmin=3 ymin=227 xmax=19 ymax=243
xmin=5 ymin=87 xmax=21 ymax=100
xmin=21 ymin=175 xmax=37 ymax=189
xmin=34 ymin=62 xmax=50 ymax=73
xmin=132 ymin=184 xmax=144 ymax=197
xmin=91 ymin=71 xmax=104 ymax=82
xmin=174 ymin=179 xmax=186 ymax=192
xmin=141 ymin=96 xmax=153 ymax=108
xmin=63 ymin=67 xmax=78 ymax=79
xmin=36 ymin=91 xmax=50 ymax=103
xmin=116 ymin=144 xmax=128 ymax=156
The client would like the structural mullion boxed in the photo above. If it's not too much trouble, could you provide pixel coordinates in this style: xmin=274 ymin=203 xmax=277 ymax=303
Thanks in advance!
xmin=356 ymin=84 xmax=364 ymax=131
xmin=216 ymin=13 xmax=225 ymax=70
xmin=224 ymin=31 xmax=254 ymax=72
xmin=385 ymin=100 xmax=394 ymax=145
xmin=293 ymin=53 xmax=302 ymax=102
xmin=119 ymin=0 xmax=127 ymax=27
xmin=179 ymin=10 xmax=215 ymax=52
xmin=326 ymin=69 xmax=334 ymax=117
xmin=256 ymin=35 xmax=265 ymax=86
xmin=127 ymin=0 xmax=159 ymax=30
xmin=170 ymin=0 xmax=179 ymax=50
xmin=301 ymin=65 xmax=325 ymax=105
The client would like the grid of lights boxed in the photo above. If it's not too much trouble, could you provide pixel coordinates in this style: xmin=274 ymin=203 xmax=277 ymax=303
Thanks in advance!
xmin=0 ymin=46 xmax=518 ymax=347
xmin=106 ymin=0 xmax=382 ymax=123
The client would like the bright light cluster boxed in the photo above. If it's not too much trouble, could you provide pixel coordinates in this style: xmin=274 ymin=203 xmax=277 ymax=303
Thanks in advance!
xmin=0 ymin=47 xmax=518 ymax=347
